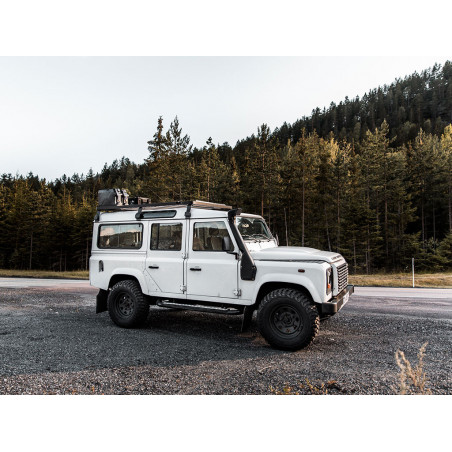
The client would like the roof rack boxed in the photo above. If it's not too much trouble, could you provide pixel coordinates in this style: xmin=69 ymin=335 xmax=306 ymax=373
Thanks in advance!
xmin=97 ymin=200 xmax=232 ymax=212
xmin=96 ymin=190 xmax=232 ymax=218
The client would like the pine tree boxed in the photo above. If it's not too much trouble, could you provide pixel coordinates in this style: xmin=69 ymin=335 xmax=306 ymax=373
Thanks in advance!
xmin=244 ymin=124 xmax=281 ymax=217
xmin=145 ymin=116 xmax=171 ymax=201
xmin=165 ymin=116 xmax=193 ymax=200
xmin=439 ymin=125 xmax=452 ymax=233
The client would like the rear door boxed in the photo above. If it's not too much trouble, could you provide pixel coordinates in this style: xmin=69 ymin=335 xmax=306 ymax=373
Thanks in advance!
xmin=144 ymin=220 xmax=186 ymax=297
xmin=186 ymin=219 xmax=239 ymax=301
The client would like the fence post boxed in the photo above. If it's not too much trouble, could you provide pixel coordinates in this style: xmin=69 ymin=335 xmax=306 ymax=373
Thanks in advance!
xmin=412 ymin=257 xmax=415 ymax=288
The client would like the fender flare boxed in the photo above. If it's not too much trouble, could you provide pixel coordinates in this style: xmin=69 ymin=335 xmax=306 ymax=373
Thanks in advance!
xmin=252 ymin=273 xmax=323 ymax=305
xmin=109 ymin=268 xmax=148 ymax=293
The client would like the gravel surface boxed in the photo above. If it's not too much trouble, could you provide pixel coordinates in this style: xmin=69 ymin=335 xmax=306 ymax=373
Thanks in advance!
xmin=0 ymin=286 xmax=451 ymax=394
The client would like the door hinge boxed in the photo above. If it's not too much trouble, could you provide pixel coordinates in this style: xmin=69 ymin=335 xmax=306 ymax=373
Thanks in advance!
xmin=233 ymin=289 xmax=242 ymax=297
xmin=180 ymin=285 xmax=187 ymax=293
xmin=182 ymin=252 xmax=187 ymax=259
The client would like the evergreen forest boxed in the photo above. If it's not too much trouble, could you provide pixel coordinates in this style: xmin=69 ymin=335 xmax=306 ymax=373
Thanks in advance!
xmin=1 ymin=61 xmax=452 ymax=273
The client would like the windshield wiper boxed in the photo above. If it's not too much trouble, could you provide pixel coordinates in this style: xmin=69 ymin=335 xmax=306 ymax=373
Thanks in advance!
xmin=241 ymin=234 xmax=258 ymax=242
xmin=252 ymin=234 xmax=273 ymax=241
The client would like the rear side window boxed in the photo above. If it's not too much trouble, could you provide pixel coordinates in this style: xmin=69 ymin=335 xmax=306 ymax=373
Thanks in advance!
xmin=151 ymin=223 xmax=183 ymax=251
xmin=98 ymin=224 xmax=143 ymax=249
xmin=142 ymin=210 xmax=177 ymax=219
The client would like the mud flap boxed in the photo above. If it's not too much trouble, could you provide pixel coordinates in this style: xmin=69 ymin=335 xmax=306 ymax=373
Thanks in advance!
xmin=96 ymin=289 xmax=109 ymax=313
xmin=241 ymin=305 xmax=255 ymax=332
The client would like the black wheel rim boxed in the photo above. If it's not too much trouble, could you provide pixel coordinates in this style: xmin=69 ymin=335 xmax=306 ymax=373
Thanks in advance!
xmin=116 ymin=293 xmax=134 ymax=318
xmin=270 ymin=305 xmax=302 ymax=336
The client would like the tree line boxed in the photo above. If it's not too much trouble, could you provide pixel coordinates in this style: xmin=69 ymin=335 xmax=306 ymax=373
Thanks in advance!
xmin=271 ymin=61 xmax=452 ymax=148
xmin=1 ymin=62 xmax=451 ymax=273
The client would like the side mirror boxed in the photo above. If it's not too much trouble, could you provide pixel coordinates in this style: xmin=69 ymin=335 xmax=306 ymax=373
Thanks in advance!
xmin=222 ymin=236 xmax=234 ymax=253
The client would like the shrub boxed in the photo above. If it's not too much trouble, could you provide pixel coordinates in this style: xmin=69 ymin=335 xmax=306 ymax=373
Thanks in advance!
xmin=395 ymin=342 xmax=432 ymax=395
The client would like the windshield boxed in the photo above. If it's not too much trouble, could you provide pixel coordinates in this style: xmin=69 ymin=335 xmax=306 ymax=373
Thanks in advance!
xmin=236 ymin=217 xmax=273 ymax=241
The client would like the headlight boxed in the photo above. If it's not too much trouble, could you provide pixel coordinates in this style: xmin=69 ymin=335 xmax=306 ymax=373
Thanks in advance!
xmin=326 ymin=267 xmax=333 ymax=294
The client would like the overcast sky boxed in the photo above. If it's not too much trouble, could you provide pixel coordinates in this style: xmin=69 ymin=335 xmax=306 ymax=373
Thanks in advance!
xmin=0 ymin=56 xmax=450 ymax=181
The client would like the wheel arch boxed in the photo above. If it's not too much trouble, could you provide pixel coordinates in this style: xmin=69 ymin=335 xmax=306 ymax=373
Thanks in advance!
xmin=109 ymin=273 xmax=142 ymax=291
xmin=254 ymin=281 xmax=315 ymax=309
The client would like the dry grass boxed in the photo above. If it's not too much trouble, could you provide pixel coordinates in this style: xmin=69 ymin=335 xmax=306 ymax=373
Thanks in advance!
xmin=394 ymin=342 xmax=432 ymax=395
xmin=349 ymin=272 xmax=452 ymax=288
xmin=270 ymin=379 xmax=341 ymax=395
xmin=0 ymin=269 xmax=89 ymax=280
xmin=271 ymin=344 xmax=433 ymax=396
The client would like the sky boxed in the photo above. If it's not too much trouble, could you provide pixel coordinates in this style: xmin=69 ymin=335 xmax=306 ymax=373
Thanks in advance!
xmin=0 ymin=56 xmax=450 ymax=181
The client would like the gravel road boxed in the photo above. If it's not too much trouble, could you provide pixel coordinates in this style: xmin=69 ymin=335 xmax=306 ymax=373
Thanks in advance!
xmin=0 ymin=281 xmax=451 ymax=395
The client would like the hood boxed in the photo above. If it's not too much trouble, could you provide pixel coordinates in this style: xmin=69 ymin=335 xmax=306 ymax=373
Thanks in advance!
xmin=250 ymin=246 xmax=343 ymax=263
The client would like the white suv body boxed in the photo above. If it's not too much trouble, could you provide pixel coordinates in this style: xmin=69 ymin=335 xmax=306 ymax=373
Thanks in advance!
xmin=90 ymin=194 xmax=353 ymax=350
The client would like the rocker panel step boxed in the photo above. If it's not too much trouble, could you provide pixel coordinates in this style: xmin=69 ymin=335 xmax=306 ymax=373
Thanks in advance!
xmin=156 ymin=300 xmax=242 ymax=315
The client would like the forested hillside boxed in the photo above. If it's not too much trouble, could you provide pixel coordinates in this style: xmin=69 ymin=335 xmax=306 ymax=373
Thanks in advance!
xmin=271 ymin=61 xmax=452 ymax=147
xmin=1 ymin=62 xmax=451 ymax=273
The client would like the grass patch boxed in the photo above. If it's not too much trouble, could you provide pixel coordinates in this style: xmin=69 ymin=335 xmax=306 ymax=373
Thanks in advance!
xmin=1 ymin=269 xmax=451 ymax=287
xmin=0 ymin=269 xmax=89 ymax=280
xmin=349 ymin=272 xmax=452 ymax=288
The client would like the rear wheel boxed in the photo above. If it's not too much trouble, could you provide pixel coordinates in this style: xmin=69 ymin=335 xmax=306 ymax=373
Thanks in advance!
xmin=257 ymin=288 xmax=320 ymax=351
xmin=107 ymin=280 xmax=149 ymax=328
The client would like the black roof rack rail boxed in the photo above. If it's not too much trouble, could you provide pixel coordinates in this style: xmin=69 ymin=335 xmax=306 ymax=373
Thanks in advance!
xmin=97 ymin=200 xmax=232 ymax=211
xmin=96 ymin=200 xmax=192 ymax=212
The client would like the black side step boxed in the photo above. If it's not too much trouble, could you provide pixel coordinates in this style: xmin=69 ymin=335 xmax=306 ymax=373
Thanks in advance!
xmin=156 ymin=300 xmax=242 ymax=315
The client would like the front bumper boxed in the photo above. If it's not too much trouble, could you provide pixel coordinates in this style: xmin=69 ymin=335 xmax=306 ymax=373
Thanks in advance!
xmin=320 ymin=285 xmax=354 ymax=315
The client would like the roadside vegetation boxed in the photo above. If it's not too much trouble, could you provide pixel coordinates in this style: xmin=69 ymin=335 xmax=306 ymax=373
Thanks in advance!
xmin=1 ymin=269 xmax=451 ymax=287
xmin=0 ymin=269 xmax=89 ymax=280
xmin=349 ymin=272 xmax=452 ymax=288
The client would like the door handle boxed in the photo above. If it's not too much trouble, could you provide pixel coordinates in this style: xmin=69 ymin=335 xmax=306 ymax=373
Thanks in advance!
xmin=190 ymin=266 xmax=202 ymax=271
xmin=148 ymin=265 xmax=159 ymax=269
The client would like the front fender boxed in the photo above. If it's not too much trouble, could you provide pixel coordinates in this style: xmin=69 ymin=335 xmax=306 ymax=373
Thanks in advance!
xmin=252 ymin=272 xmax=324 ymax=305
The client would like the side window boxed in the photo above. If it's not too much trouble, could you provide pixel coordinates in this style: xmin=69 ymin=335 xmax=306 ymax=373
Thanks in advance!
xmin=151 ymin=223 xmax=183 ymax=251
xmin=98 ymin=224 xmax=143 ymax=249
xmin=193 ymin=221 xmax=231 ymax=251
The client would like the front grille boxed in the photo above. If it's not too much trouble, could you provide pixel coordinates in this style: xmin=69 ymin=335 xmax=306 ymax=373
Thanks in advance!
xmin=336 ymin=263 xmax=348 ymax=292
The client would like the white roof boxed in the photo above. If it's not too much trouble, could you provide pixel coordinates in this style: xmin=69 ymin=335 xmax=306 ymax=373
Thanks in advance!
xmin=96 ymin=206 xmax=263 ymax=223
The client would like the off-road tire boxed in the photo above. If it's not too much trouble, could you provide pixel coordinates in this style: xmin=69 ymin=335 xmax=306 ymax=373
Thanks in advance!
xmin=257 ymin=288 xmax=320 ymax=351
xmin=107 ymin=280 xmax=149 ymax=328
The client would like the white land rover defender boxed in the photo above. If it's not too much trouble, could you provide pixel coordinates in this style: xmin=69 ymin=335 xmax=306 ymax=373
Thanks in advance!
xmin=90 ymin=189 xmax=353 ymax=351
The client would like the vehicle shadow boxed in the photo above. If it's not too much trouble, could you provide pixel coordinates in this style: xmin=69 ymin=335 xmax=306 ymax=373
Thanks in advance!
xmin=0 ymin=291 xmax=290 ymax=377
xmin=145 ymin=307 xmax=278 ymax=351
xmin=47 ymin=307 xmax=289 ymax=376
xmin=85 ymin=307 xmax=288 ymax=369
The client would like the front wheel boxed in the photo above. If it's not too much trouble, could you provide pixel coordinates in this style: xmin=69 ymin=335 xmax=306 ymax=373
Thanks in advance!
xmin=257 ymin=288 xmax=320 ymax=351
xmin=107 ymin=280 xmax=149 ymax=328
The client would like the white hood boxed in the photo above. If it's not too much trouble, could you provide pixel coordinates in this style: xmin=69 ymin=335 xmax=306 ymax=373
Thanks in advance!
xmin=250 ymin=246 xmax=343 ymax=263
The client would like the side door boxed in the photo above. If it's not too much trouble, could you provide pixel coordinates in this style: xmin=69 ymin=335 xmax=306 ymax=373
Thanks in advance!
xmin=186 ymin=219 xmax=239 ymax=302
xmin=144 ymin=220 xmax=186 ymax=297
